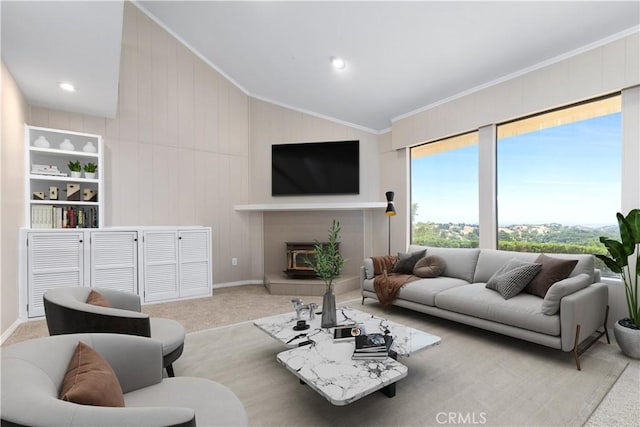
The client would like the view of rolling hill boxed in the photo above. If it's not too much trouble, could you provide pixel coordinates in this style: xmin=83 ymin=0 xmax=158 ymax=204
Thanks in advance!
xmin=411 ymin=221 xmax=620 ymax=276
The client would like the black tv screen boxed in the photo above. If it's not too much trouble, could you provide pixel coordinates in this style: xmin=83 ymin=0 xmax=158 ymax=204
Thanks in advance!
xmin=272 ymin=140 xmax=359 ymax=196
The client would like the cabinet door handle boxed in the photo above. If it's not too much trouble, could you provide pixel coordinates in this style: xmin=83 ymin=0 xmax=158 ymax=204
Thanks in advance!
xmin=79 ymin=239 xmax=83 ymax=243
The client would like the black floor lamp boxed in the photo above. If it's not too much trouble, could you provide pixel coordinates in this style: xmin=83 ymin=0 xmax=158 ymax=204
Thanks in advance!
xmin=385 ymin=191 xmax=396 ymax=255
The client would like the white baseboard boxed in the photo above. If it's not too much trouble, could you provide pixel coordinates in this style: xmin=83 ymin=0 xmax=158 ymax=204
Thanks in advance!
xmin=213 ymin=280 xmax=264 ymax=289
xmin=1 ymin=318 xmax=24 ymax=345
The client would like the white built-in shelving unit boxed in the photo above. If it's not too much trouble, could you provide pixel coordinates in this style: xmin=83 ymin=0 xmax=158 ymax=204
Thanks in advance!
xmin=25 ymin=125 xmax=104 ymax=229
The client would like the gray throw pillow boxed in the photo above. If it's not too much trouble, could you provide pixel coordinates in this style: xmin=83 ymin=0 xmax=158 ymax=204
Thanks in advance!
xmin=487 ymin=258 xmax=536 ymax=286
xmin=486 ymin=259 xmax=542 ymax=299
xmin=541 ymin=273 xmax=592 ymax=315
xmin=413 ymin=255 xmax=446 ymax=278
xmin=392 ymin=249 xmax=427 ymax=274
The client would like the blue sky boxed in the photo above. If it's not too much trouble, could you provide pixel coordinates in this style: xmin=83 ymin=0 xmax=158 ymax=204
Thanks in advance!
xmin=411 ymin=113 xmax=621 ymax=227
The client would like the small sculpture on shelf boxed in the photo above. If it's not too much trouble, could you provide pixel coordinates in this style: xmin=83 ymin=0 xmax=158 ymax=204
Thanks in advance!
xmin=82 ymin=141 xmax=97 ymax=153
xmin=66 ymin=183 xmax=80 ymax=201
xmin=34 ymin=136 xmax=50 ymax=148
xmin=59 ymin=138 xmax=74 ymax=151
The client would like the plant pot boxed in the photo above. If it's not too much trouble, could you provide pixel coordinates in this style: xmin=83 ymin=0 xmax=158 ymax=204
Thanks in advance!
xmin=70 ymin=171 xmax=81 ymax=178
xmin=613 ymin=318 xmax=640 ymax=359
xmin=321 ymin=288 xmax=337 ymax=328
xmin=84 ymin=172 xmax=96 ymax=179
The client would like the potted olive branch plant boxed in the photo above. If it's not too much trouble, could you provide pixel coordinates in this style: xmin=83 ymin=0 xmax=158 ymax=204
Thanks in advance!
xmin=310 ymin=220 xmax=347 ymax=328
xmin=595 ymin=209 xmax=640 ymax=359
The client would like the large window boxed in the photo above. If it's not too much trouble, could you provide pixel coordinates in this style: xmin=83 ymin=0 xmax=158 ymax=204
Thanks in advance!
xmin=410 ymin=132 xmax=479 ymax=248
xmin=496 ymin=95 xmax=622 ymax=275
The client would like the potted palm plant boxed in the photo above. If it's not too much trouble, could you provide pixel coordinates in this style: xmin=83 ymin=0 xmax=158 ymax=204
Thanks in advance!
xmin=310 ymin=220 xmax=347 ymax=328
xmin=595 ymin=209 xmax=640 ymax=359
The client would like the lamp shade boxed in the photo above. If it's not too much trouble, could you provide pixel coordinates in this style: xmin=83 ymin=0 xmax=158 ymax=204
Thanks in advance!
xmin=385 ymin=191 xmax=396 ymax=217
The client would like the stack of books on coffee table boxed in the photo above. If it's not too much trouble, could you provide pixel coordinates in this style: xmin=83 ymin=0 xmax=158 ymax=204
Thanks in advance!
xmin=352 ymin=333 xmax=393 ymax=360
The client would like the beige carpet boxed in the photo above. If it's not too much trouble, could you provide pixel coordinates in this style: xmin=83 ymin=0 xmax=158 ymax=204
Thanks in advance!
xmin=3 ymin=285 xmax=636 ymax=425
xmin=175 ymin=301 xmax=628 ymax=427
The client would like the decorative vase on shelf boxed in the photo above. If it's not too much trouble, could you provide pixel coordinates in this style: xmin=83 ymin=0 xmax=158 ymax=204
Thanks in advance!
xmin=84 ymin=172 xmax=96 ymax=179
xmin=83 ymin=141 xmax=97 ymax=153
xmin=34 ymin=136 xmax=50 ymax=148
xmin=59 ymin=139 xmax=74 ymax=151
xmin=70 ymin=171 xmax=82 ymax=178
xmin=321 ymin=287 xmax=337 ymax=328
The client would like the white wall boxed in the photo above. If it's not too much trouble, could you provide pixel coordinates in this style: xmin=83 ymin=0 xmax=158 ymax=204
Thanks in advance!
xmin=1 ymin=62 xmax=27 ymax=338
xmin=26 ymin=3 xmax=252 ymax=285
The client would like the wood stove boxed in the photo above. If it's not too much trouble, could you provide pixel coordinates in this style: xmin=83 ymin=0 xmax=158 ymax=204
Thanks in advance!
xmin=284 ymin=242 xmax=339 ymax=278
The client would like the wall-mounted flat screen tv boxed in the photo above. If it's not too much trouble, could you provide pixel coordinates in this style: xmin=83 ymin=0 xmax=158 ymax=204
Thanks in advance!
xmin=272 ymin=140 xmax=359 ymax=196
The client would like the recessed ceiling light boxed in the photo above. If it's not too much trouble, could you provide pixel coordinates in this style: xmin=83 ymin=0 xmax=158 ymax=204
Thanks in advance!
xmin=331 ymin=57 xmax=346 ymax=70
xmin=59 ymin=82 xmax=75 ymax=92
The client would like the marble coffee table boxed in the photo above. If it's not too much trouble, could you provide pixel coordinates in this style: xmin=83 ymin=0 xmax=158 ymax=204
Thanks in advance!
xmin=254 ymin=306 xmax=441 ymax=405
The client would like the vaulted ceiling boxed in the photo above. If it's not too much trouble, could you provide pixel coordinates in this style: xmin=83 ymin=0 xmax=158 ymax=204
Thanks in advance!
xmin=2 ymin=1 xmax=638 ymax=133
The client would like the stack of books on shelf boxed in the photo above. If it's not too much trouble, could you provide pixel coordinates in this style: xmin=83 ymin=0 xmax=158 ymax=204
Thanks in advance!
xmin=352 ymin=333 xmax=393 ymax=360
xmin=31 ymin=164 xmax=67 ymax=177
xmin=31 ymin=205 xmax=99 ymax=229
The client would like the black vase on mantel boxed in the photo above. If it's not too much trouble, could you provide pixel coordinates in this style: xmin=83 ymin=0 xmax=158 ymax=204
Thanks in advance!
xmin=321 ymin=288 xmax=337 ymax=328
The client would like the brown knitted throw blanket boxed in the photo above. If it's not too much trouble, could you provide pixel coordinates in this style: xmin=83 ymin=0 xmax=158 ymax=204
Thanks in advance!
xmin=373 ymin=270 xmax=419 ymax=308
xmin=371 ymin=255 xmax=397 ymax=276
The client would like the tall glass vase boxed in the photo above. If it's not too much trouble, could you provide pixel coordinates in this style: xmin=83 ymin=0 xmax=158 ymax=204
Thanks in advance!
xmin=321 ymin=287 xmax=337 ymax=328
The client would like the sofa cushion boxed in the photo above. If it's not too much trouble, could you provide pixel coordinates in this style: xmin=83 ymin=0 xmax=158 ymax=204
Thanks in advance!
xmin=486 ymin=261 xmax=542 ymax=299
xmin=524 ymin=254 xmax=578 ymax=298
xmin=363 ymin=276 xmax=469 ymax=306
xmin=86 ymin=290 xmax=111 ymax=307
xmin=363 ymin=258 xmax=374 ymax=279
xmin=392 ymin=250 xmax=426 ymax=274
xmin=408 ymin=245 xmax=480 ymax=282
xmin=543 ymin=253 xmax=595 ymax=282
xmin=474 ymin=249 xmax=595 ymax=283
xmin=413 ymin=255 xmax=446 ymax=278
xmin=60 ymin=341 xmax=125 ymax=407
xmin=435 ymin=283 xmax=560 ymax=336
xmin=542 ymin=273 xmax=592 ymax=315
xmin=473 ymin=249 xmax=539 ymax=283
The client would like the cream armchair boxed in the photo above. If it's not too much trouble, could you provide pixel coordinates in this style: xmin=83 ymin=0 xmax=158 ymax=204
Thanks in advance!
xmin=0 ymin=333 xmax=248 ymax=426
xmin=44 ymin=287 xmax=185 ymax=377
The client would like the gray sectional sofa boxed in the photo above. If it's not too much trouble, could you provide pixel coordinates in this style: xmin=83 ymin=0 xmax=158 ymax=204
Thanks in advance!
xmin=361 ymin=245 xmax=610 ymax=369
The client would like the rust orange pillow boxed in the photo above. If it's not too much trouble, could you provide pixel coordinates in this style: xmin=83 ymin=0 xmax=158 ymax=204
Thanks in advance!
xmin=59 ymin=341 xmax=124 ymax=407
xmin=86 ymin=290 xmax=110 ymax=307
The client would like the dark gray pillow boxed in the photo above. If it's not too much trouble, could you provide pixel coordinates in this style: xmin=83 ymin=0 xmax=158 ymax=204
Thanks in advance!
xmin=486 ymin=259 xmax=542 ymax=299
xmin=524 ymin=254 xmax=578 ymax=298
xmin=413 ymin=255 xmax=446 ymax=278
xmin=392 ymin=249 xmax=427 ymax=274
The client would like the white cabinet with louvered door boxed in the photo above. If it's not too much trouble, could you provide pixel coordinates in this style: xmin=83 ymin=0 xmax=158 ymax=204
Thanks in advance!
xmin=27 ymin=231 xmax=84 ymax=317
xmin=142 ymin=230 xmax=180 ymax=302
xmin=179 ymin=229 xmax=212 ymax=298
xmin=90 ymin=231 xmax=138 ymax=294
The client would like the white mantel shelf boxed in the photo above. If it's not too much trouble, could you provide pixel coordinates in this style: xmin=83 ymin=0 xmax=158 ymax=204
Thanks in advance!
xmin=234 ymin=202 xmax=387 ymax=212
